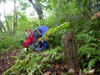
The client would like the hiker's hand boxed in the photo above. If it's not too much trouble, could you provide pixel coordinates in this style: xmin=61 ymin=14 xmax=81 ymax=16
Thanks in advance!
xmin=24 ymin=48 xmax=27 ymax=51
xmin=39 ymin=38 xmax=43 ymax=42
xmin=44 ymin=36 xmax=48 ymax=41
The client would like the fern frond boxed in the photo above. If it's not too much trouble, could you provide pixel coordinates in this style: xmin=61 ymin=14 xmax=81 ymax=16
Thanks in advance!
xmin=77 ymin=33 xmax=97 ymax=43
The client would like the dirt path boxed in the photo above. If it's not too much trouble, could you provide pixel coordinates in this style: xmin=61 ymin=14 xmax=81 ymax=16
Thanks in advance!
xmin=0 ymin=50 xmax=20 ymax=74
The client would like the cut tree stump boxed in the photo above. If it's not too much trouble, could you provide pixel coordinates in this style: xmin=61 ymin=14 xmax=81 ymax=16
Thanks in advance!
xmin=61 ymin=30 xmax=78 ymax=73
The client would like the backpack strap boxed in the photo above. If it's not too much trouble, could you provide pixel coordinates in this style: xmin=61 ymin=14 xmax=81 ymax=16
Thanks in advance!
xmin=30 ymin=32 xmax=34 ymax=44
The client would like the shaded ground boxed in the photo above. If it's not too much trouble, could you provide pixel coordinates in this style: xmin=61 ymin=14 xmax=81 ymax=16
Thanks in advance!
xmin=0 ymin=49 xmax=96 ymax=75
xmin=42 ymin=60 xmax=67 ymax=75
xmin=0 ymin=50 xmax=20 ymax=74
xmin=0 ymin=49 xmax=68 ymax=75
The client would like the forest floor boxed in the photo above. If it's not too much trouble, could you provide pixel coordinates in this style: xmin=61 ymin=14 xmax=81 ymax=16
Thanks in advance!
xmin=1 ymin=49 xmax=100 ymax=75
xmin=0 ymin=49 xmax=68 ymax=75
xmin=0 ymin=49 xmax=20 ymax=74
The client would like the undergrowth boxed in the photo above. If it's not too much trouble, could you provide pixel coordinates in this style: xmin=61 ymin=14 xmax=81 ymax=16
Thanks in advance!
xmin=3 ymin=46 xmax=64 ymax=75
xmin=77 ymin=33 xmax=100 ymax=73
xmin=0 ymin=35 xmax=24 ymax=53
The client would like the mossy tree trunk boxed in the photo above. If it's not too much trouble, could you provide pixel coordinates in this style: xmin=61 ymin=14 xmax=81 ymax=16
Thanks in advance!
xmin=61 ymin=30 xmax=78 ymax=72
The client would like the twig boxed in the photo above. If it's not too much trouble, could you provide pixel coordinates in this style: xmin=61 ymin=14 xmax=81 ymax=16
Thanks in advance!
xmin=37 ymin=65 xmax=44 ymax=75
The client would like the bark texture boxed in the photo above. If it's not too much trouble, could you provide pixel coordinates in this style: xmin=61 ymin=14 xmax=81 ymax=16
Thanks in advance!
xmin=29 ymin=0 xmax=43 ymax=20
xmin=61 ymin=30 xmax=78 ymax=71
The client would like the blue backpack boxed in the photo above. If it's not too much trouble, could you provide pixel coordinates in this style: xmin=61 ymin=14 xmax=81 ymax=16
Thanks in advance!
xmin=30 ymin=26 xmax=48 ymax=50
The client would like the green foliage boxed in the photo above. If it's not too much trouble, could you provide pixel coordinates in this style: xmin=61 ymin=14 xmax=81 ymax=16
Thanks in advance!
xmin=0 ymin=35 xmax=23 ymax=53
xmin=1 ymin=0 xmax=100 ymax=74
xmin=77 ymin=33 xmax=100 ymax=71
xmin=3 ymin=46 xmax=64 ymax=75
xmin=77 ymin=33 xmax=97 ymax=43
xmin=40 ymin=22 xmax=70 ymax=41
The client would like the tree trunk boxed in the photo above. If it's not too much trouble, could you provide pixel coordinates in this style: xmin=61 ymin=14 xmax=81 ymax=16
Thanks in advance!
xmin=13 ymin=0 xmax=17 ymax=34
xmin=0 ymin=19 xmax=6 ymax=33
xmin=4 ymin=16 xmax=11 ymax=34
xmin=3 ymin=1 xmax=11 ymax=34
xmin=0 ymin=26 xmax=4 ymax=34
xmin=61 ymin=30 xmax=78 ymax=72
xmin=29 ymin=0 xmax=43 ymax=20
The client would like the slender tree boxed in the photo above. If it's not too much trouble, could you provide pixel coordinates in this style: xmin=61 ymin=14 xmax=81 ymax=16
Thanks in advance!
xmin=13 ymin=0 xmax=17 ymax=34
xmin=29 ymin=0 xmax=43 ymax=20
xmin=0 ymin=0 xmax=18 ymax=35
xmin=3 ymin=0 xmax=11 ymax=34
xmin=0 ymin=19 xmax=6 ymax=34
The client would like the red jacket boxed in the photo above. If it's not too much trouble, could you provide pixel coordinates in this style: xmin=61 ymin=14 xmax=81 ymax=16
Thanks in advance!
xmin=24 ymin=32 xmax=34 ymax=48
